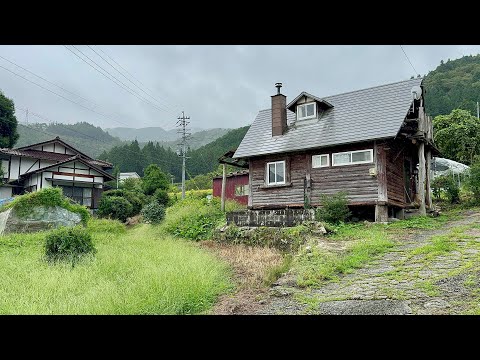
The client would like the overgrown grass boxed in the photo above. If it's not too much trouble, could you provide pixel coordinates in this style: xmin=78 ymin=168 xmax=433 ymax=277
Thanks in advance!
xmin=160 ymin=197 xmax=243 ymax=240
xmin=415 ymin=280 xmax=440 ymax=297
xmin=215 ymin=223 xmax=311 ymax=252
xmin=411 ymin=234 xmax=458 ymax=257
xmin=2 ymin=188 xmax=90 ymax=224
xmin=264 ymin=254 xmax=293 ymax=286
xmin=387 ymin=214 xmax=450 ymax=230
xmin=0 ymin=219 xmax=232 ymax=314
xmin=295 ymin=224 xmax=394 ymax=287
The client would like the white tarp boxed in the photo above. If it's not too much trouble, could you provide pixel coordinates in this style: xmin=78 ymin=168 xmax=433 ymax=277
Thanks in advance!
xmin=431 ymin=157 xmax=470 ymax=178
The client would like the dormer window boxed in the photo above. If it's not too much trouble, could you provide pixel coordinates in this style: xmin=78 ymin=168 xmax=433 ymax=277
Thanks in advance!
xmin=297 ymin=102 xmax=316 ymax=121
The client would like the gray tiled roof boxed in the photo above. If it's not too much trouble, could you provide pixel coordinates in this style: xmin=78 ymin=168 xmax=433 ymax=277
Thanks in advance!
xmin=233 ymin=78 xmax=423 ymax=158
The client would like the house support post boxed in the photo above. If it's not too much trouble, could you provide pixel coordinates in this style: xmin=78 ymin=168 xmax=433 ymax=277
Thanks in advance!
xmin=375 ymin=143 xmax=388 ymax=223
xmin=418 ymin=142 xmax=427 ymax=216
xmin=221 ymin=163 xmax=226 ymax=212
xmin=425 ymin=148 xmax=432 ymax=210
xmin=375 ymin=204 xmax=388 ymax=223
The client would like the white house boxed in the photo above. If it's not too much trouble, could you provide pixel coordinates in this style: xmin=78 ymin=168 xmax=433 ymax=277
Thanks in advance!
xmin=0 ymin=137 xmax=115 ymax=208
xmin=119 ymin=172 xmax=141 ymax=181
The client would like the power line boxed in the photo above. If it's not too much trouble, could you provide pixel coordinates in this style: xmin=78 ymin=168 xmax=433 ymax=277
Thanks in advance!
xmin=0 ymin=54 xmax=102 ymax=109
xmin=1 ymin=49 xmax=180 ymax=131
xmin=65 ymin=45 xmax=178 ymax=120
xmin=88 ymin=45 xmax=181 ymax=114
xmin=0 ymin=53 xmax=140 ymax=125
xmin=400 ymin=45 xmax=419 ymax=76
xmin=96 ymin=46 xmax=180 ymax=109
xmin=0 ymin=62 xmax=137 ymax=129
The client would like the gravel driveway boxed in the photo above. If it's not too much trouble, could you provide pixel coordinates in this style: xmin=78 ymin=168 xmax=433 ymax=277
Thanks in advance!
xmin=256 ymin=211 xmax=480 ymax=315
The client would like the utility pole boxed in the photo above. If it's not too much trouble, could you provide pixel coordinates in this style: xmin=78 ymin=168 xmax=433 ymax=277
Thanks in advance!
xmin=176 ymin=111 xmax=190 ymax=200
xmin=477 ymin=101 xmax=479 ymax=120
xmin=25 ymin=108 xmax=29 ymax=124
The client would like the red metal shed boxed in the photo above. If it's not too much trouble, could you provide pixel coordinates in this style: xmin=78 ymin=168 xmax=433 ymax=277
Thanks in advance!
xmin=213 ymin=170 xmax=249 ymax=205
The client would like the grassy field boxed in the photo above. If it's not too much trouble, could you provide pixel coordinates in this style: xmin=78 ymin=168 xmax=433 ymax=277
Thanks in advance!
xmin=0 ymin=219 xmax=232 ymax=314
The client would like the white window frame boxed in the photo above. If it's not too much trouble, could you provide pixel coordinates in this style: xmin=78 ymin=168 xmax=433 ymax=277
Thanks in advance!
xmin=296 ymin=102 xmax=317 ymax=121
xmin=235 ymin=184 xmax=250 ymax=196
xmin=332 ymin=149 xmax=374 ymax=166
xmin=312 ymin=154 xmax=330 ymax=168
xmin=267 ymin=160 xmax=286 ymax=185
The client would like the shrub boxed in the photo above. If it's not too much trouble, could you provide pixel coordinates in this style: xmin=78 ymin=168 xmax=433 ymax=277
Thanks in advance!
xmin=3 ymin=187 xmax=90 ymax=224
xmin=142 ymin=164 xmax=170 ymax=195
xmin=121 ymin=177 xmax=143 ymax=193
xmin=141 ymin=201 xmax=166 ymax=224
xmin=215 ymin=223 xmax=311 ymax=252
xmin=186 ymin=189 xmax=213 ymax=200
xmin=315 ymin=191 xmax=351 ymax=224
xmin=97 ymin=196 xmax=133 ymax=222
xmin=103 ymin=189 xmax=143 ymax=215
xmin=153 ymin=188 xmax=170 ymax=207
xmin=167 ymin=189 xmax=214 ymax=206
xmin=161 ymin=197 xmax=224 ymax=240
xmin=431 ymin=173 xmax=460 ymax=203
xmin=44 ymin=226 xmax=96 ymax=264
xmin=468 ymin=162 xmax=480 ymax=202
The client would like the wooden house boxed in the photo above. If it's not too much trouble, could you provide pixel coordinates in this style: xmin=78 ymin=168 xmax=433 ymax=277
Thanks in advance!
xmin=231 ymin=78 xmax=438 ymax=222
xmin=0 ymin=137 xmax=114 ymax=209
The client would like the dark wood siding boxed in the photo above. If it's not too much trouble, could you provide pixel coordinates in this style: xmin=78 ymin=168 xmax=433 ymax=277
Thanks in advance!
xmin=92 ymin=188 xmax=103 ymax=209
xmin=384 ymin=139 xmax=407 ymax=206
xmin=250 ymin=153 xmax=305 ymax=208
xmin=250 ymin=141 xmax=380 ymax=208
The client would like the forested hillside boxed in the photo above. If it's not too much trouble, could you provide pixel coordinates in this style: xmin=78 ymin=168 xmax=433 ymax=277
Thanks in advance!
xmin=424 ymin=54 xmax=480 ymax=117
xmin=16 ymin=122 xmax=123 ymax=158
xmin=187 ymin=126 xmax=250 ymax=177
xmin=98 ymin=126 xmax=250 ymax=181
xmin=140 ymin=128 xmax=230 ymax=150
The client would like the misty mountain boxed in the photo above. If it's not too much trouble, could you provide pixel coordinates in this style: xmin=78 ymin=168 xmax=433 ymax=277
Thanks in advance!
xmin=16 ymin=122 xmax=123 ymax=159
xmin=105 ymin=126 xmax=229 ymax=143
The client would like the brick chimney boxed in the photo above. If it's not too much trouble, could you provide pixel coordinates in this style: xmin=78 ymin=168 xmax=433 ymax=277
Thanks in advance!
xmin=271 ymin=82 xmax=287 ymax=136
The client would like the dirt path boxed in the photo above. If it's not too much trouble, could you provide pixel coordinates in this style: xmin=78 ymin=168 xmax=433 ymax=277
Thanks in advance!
xmin=256 ymin=211 xmax=480 ymax=315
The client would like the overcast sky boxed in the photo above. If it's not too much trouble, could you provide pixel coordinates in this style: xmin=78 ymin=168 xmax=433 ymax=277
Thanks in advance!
xmin=0 ymin=45 xmax=479 ymax=131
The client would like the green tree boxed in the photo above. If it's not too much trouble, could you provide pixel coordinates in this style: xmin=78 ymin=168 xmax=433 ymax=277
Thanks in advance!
xmin=142 ymin=164 xmax=170 ymax=195
xmin=424 ymin=54 xmax=480 ymax=117
xmin=0 ymin=90 xmax=19 ymax=148
xmin=467 ymin=162 xmax=480 ymax=202
xmin=433 ymin=109 xmax=480 ymax=165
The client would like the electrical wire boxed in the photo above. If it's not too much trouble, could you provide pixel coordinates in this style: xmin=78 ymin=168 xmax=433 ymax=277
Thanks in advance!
xmin=87 ymin=45 xmax=180 ymax=114
xmin=65 ymin=45 xmax=178 ymax=119
xmin=400 ymin=45 xmax=419 ymax=76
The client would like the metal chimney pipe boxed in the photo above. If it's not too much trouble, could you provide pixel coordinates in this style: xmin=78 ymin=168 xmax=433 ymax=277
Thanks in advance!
xmin=275 ymin=82 xmax=282 ymax=95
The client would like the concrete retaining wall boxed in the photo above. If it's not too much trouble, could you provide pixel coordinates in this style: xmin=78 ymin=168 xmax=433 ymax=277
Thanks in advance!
xmin=226 ymin=208 xmax=315 ymax=227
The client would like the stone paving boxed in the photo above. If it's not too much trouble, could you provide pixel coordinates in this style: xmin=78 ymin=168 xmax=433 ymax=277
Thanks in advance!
xmin=257 ymin=212 xmax=480 ymax=315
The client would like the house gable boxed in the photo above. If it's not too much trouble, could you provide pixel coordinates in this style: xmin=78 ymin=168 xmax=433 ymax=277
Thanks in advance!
xmin=21 ymin=156 xmax=115 ymax=182
xmin=15 ymin=136 xmax=91 ymax=159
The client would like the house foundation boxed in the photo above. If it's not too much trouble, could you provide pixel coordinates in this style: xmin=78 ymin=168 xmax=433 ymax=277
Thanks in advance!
xmin=226 ymin=208 xmax=315 ymax=227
